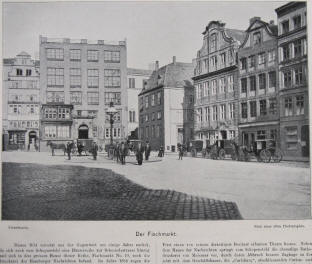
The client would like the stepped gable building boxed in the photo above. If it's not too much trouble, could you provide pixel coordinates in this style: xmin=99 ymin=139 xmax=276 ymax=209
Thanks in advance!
xmin=138 ymin=57 xmax=194 ymax=151
xmin=237 ymin=17 xmax=279 ymax=148
xmin=275 ymin=2 xmax=308 ymax=158
xmin=39 ymin=36 xmax=127 ymax=150
xmin=193 ymin=21 xmax=246 ymax=146
xmin=127 ymin=67 xmax=153 ymax=139
xmin=2 ymin=52 xmax=40 ymax=151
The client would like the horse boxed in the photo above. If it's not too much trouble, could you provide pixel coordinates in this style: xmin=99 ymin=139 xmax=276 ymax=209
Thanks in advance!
xmin=46 ymin=140 xmax=66 ymax=156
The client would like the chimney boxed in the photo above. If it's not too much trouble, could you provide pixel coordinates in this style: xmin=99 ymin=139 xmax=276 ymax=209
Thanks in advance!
xmin=155 ymin=61 xmax=159 ymax=71
xmin=269 ymin=20 xmax=274 ymax=25
xmin=173 ymin=56 xmax=176 ymax=65
xmin=249 ymin=16 xmax=261 ymax=25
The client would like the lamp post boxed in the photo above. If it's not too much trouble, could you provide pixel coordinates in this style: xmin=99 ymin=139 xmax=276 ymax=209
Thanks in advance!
xmin=106 ymin=102 xmax=117 ymax=158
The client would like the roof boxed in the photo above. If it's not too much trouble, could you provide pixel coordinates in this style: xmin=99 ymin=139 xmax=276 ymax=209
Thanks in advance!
xmin=17 ymin=51 xmax=31 ymax=57
xmin=275 ymin=2 xmax=306 ymax=16
xmin=139 ymin=62 xmax=194 ymax=95
xmin=224 ymin=28 xmax=247 ymax=43
xmin=127 ymin=68 xmax=153 ymax=76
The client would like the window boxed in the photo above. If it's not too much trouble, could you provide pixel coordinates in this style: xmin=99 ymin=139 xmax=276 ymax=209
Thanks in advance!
xmin=157 ymin=92 xmax=161 ymax=105
xmin=228 ymin=75 xmax=234 ymax=92
xmin=270 ymin=129 xmax=277 ymax=140
xmin=26 ymin=69 xmax=32 ymax=76
xmin=87 ymin=50 xmax=99 ymax=61
xmin=253 ymin=32 xmax=261 ymax=45
xmin=87 ymin=69 xmax=99 ymax=88
xmin=70 ymin=92 xmax=82 ymax=105
xmin=145 ymin=96 xmax=149 ymax=108
xmin=145 ymin=114 xmax=149 ymax=122
xmin=249 ymin=76 xmax=256 ymax=92
xmin=240 ymin=58 xmax=247 ymax=70
xmin=282 ymin=20 xmax=289 ymax=34
xmin=129 ymin=111 xmax=136 ymax=123
xmin=211 ymin=80 xmax=217 ymax=95
xmin=257 ymin=130 xmax=266 ymax=140
xmin=248 ymin=55 xmax=255 ymax=68
xmin=151 ymin=112 xmax=155 ymax=121
xmin=205 ymin=107 xmax=210 ymax=122
xmin=285 ymin=126 xmax=298 ymax=150
xmin=250 ymin=101 xmax=257 ymax=117
xmin=45 ymin=125 xmax=56 ymax=138
xmin=258 ymin=53 xmax=266 ymax=65
xmin=269 ymin=98 xmax=277 ymax=115
xmin=197 ymin=108 xmax=203 ymax=122
xmin=57 ymin=126 xmax=70 ymax=138
xmin=46 ymin=48 xmax=64 ymax=60
xmin=296 ymin=95 xmax=304 ymax=115
xmin=70 ymin=68 xmax=81 ymax=88
xmin=259 ymin=100 xmax=267 ymax=116
xmin=104 ymin=69 xmax=121 ymax=87
xmin=212 ymin=106 xmax=218 ymax=121
xmin=104 ymin=92 xmax=121 ymax=105
xmin=129 ymin=78 xmax=135 ymax=88
xmin=241 ymin=103 xmax=247 ymax=119
xmin=151 ymin=94 xmax=155 ymax=106
xmin=259 ymin=73 xmax=266 ymax=90
xmin=268 ymin=50 xmax=275 ymax=62
xmin=104 ymin=51 xmax=120 ymax=62
xmin=293 ymin=15 xmax=301 ymax=30
xmin=156 ymin=125 xmax=161 ymax=137
xmin=220 ymin=105 xmax=225 ymax=120
xmin=210 ymin=33 xmax=217 ymax=52
xmin=47 ymin=92 xmax=64 ymax=103
xmin=294 ymin=39 xmax=302 ymax=57
xmin=210 ymin=56 xmax=217 ymax=69
xmin=284 ymin=97 xmax=293 ymax=116
xmin=220 ymin=53 xmax=226 ymax=67
xmin=57 ymin=107 xmax=70 ymax=119
xmin=47 ymin=68 xmax=64 ymax=86
xmin=268 ymin=71 xmax=276 ymax=88
xmin=241 ymin=78 xmax=247 ymax=94
xmin=282 ymin=44 xmax=290 ymax=60
xmin=283 ymin=71 xmax=292 ymax=88
xmin=219 ymin=78 xmax=225 ymax=93
xmin=16 ymin=69 xmax=23 ymax=76
xmin=70 ymin=49 xmax=81 ymax=61
xmin=87 ymin=92 xmax=99 ymax=105
xmin=294 ymin=66 xmax=303 ymax=85
xmin=228 ymin=49 xmax=234 ymax=64
xmin=157 ymin=111 xmax=162 ymax=120
xmin=229 ymin=103 xmax=235 ymax=120
xmin=105 ymin=128 xmax=110 ymax=138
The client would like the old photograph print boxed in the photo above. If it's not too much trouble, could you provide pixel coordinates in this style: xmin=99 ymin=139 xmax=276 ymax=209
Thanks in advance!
xmin=1 ymin=1 xmax=310 ymax=220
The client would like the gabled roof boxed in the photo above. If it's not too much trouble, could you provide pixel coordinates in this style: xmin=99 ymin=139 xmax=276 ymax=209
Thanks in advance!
xmin=246 ymin=19 xmax=278 ymax=36
xmin=127 ymin=68 xmax=153 ymax=76
xmin=224 ymin=28 xmax=247 ymax=44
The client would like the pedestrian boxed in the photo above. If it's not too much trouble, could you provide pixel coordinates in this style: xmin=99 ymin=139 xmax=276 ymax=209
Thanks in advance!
xmin=91 ymin=141 xmax=98 ymax=160
xmin=178 ymin=144 xmax=183 ymax=160
xmin=115 ymin=142 xmax=120 ymax=163
xmin=158 ymin=145 xmax=164 ymax=157
xmin=66 ymin=141 xmax=72 ymax=160
xmin=119 ymin=142 xmax=127 ymax=165
xmin=77 ymin=141 xmax=83 ymax=156
xmin=136 ymin=142 xmax=144 ymax=165
xmin=145 ymin=141 xmax=151 ymax=161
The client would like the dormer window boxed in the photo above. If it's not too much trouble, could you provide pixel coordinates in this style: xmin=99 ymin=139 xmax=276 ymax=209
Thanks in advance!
xmin=253 ymin=32 xmax=261 ymax=45
xmin=281 ymin=20 xmax=289 ymax=34
xmin=210 ymin=33 xmax=217 ymax=52
xmin=293 ymin=15 xmax=301 ymax=30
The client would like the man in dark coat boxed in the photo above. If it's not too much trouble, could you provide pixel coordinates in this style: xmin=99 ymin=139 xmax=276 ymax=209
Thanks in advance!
xmin=119 ymin=142 xmax=127 ymax=165
xmin=77 ymin=141 xmax=83 ymax=156
xmin=66 ymin=141 xmax=72 ymax=160
xmin=158 ymin=145 xmax=164 ymax=157
xmin=144 ymin=141 xmax=151 ymax=161
xmin=136 ymin=142 xmax=144 ymax=165
xmin=114 ymin=142 xmax=120 ymax=163
xmin=178 ymin=143 xmax=183 ymax=160
xmin=91 ymin=141 xmax=98 ymax=160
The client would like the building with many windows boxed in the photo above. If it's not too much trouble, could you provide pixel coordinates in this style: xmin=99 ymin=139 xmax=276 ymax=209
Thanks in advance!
xmin=237 ymin=17 xmax=279 ymax=147
xmin=138 ymin=58 xmax=194 ymax=151
xmin=193 ymin=21 xmax=246 ymax=146
xmin=275 ymin=2 xmax=308 ymax=158
xmin=127 ymin=68 xmax=152 ymax=139
xmin=39 ymin=36 xmax=127 ymax=150
xmin=2 ymin=52 xmax=40 ymax=151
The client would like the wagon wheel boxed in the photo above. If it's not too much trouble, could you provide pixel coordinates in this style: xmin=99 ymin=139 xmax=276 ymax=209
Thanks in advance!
xmin=272 ymin=148 xmax=282 ymax=163
xmin=219 ymin=149 xmax=226 ymax=160
xmin=259 ymin=149 xmax=271 ymax=163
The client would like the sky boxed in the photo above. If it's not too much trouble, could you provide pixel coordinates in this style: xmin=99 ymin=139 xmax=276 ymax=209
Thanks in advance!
xmin=3 ymin=1 xmax=287 ymax=69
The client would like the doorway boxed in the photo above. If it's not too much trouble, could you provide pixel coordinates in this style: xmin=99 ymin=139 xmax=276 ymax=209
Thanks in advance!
xmin=28 ymin=131 xmax=37 ymax=151
xmin=220 ymin=130 xmax=227 ymax=140
xmin=301 ymin=125 xmax=309 ymax=157
xmin=78 ymin=125 xmax=89 ymax=139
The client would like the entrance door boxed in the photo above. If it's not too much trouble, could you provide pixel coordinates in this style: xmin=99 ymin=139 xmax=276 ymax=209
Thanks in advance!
xmin=78 ymin=125 xmax=89 ymax=139
xmin=243 ymin=133 xmax=248 ymax=146
xmin=301 ymin=125 xmax=309 ymax=157
xmin=28 ymin=131 xmax=37 ymax=151
xmin=220 ymin=130 xmax=227 ymax=140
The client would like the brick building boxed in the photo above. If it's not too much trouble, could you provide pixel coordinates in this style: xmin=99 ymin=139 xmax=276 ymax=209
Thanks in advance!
xmin=39 ymin=36 xmax=127 ymax=150
xmin=138 ymin=58 xmax=194 ymax=151
xmin=275 ymin=2 xmax=309 ymax=158
xmin=237 ymin=17 xmax=279 ymax=147
xmin=2 ymin=52 xmax=40 ymax=151
xmin=193 ymin=21 xmax=246 ymax=146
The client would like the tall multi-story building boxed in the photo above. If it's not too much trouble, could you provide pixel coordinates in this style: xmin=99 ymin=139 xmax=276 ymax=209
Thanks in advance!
xmin=39 ymin=36 xmax=127 ymax=150
xmin=127 ymin=68 xmax=152 ymax=139
xmin=275 ymin=2 xmax=308 ymax=158
xmin=2 ymin=52 xmax=40 ymax=151
xmin=193 ymin=21 xmax=246 ymax=145
xmin=138 ymin=57 xmax=194 ymax=151
xmin=237 ymin=17 xmax=279 ymax=147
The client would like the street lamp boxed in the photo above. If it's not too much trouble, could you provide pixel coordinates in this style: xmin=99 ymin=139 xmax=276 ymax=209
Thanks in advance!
xmin=106 ymin=102 xmax=118 ymax=158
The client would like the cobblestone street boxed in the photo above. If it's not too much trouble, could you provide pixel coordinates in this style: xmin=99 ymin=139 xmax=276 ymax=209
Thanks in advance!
xmin=2 ymin=151 xmax=310 ymax=220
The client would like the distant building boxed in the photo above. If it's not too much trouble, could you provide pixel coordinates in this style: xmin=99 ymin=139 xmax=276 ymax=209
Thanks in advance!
xmin=127 ymin=68 xmax=152 ymax=139
xmin=237 ymin=17 xmax=279 ymax=147
xmin=193 ymin=21 xmax=246 ymax=146
xmin=138 ymin=57 xmax=194 ymax=151
xmin=2 ymin=52 xmax=40 ymax=151
xmin=39 ymin=36 xmax=127 ymax=150
xmin=275 ymin=2 xmax=308 ymax=158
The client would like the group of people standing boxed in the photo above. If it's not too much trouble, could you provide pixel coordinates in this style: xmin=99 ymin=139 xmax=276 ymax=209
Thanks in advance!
xmin=65 ymin=141 xmax=98 ymax=161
